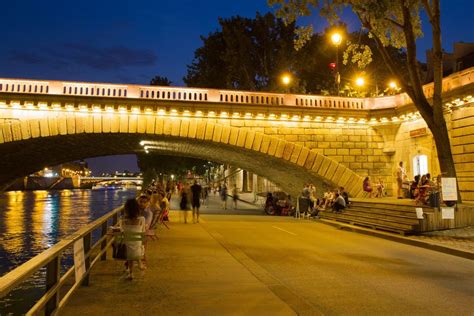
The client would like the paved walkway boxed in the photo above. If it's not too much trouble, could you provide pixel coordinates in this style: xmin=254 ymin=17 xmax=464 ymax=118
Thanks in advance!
xmin=63 ymin=212 xmax=473 ymax=315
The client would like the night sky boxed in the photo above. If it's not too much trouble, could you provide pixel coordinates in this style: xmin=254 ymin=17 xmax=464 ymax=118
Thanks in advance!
xmin=2 ymin=0 xmax=473 ymax=174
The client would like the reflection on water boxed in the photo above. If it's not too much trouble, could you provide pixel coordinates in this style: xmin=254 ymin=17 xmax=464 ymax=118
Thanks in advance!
xmin=0 ymin=189 xmax=137 ymax=315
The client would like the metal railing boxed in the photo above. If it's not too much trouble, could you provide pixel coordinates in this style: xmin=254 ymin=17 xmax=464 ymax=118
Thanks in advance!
xmin=0 ymin=206 xmax=124 ymax=315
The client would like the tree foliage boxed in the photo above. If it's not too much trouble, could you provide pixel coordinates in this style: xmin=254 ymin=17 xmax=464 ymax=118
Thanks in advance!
xmin=185 ymin=12 xmax=405 ymax=96
xmin=150 ymin=75 xmax=172 ymax=86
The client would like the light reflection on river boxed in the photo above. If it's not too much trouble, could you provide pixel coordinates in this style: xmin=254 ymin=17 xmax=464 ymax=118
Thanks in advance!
xmin=0 ymin=189 xmax=137 ymax=315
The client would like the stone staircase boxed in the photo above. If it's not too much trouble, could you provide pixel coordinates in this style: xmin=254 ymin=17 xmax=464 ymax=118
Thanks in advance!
xmin=318 ymin=199 xmax=435 ymax=235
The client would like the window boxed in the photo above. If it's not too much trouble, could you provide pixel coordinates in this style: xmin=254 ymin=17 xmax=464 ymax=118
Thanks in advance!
xmin=413 ymin=155 xmax=428 ymax=177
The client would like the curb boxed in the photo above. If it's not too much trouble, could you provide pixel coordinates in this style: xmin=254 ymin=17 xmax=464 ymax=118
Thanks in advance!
xmin=318 ymin=218 xmax=474 ymax=260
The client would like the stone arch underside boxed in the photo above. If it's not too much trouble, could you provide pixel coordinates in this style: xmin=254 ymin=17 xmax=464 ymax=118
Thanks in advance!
xmin=0 ymin=119 xmax=365 ymax=197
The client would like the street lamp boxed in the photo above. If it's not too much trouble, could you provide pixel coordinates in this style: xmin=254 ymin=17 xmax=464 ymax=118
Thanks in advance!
xmin=280 ymin=73 xmax=292 ymax=93
xmin=355 ymin=76 xmax=365 ymax=87
xmin=331 ymin=32 xmax=343 ymax=96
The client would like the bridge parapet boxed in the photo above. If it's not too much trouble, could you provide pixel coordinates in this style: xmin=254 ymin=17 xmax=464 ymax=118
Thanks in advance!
xmin=1 ymin=67 xmax=472 ymax=111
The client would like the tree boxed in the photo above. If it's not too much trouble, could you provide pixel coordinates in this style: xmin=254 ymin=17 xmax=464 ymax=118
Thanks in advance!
xmin=150 ymin=75 xmax=172 ymax=86
xmin=269 ymin=0 xmax=458 ymax=196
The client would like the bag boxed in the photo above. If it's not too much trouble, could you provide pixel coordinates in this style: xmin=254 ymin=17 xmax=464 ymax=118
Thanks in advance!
xmin=112 ymin=242 xmax=127 ymax=260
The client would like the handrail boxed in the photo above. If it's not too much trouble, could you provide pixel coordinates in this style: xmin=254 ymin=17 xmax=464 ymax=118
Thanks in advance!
xmin=0 ymin=67 xmax=472 ymax=110
xmin=0 ymin=205 xmax=124 ymax=315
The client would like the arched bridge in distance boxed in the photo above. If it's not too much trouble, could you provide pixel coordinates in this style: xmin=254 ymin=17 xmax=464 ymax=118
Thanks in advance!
xmin=0 ymin=67 xmax=473 ymax=200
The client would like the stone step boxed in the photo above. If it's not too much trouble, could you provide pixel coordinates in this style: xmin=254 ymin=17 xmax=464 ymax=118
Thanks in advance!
xmin=346 ymin=206 xmax=420 ymax=219
xmin=319 ymin=211 xmax=418 ymax=232
xmin=342 ymin=209 xmax=420 ymax=225
xmin=350 ymin=201 xmax=435 ymax=213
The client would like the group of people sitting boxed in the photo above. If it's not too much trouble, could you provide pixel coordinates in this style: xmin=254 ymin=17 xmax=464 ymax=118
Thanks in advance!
xmin=300 ymin=184 xmax=350 ymax=218
xmin=113 ymin=184 xmax=170 ymax=280
xmin=409 ymin=173 xmax=436 ymax=205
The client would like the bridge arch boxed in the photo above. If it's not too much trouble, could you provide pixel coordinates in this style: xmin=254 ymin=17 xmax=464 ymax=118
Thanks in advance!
xmin=0 ymin=116 xmax=365 ymax=197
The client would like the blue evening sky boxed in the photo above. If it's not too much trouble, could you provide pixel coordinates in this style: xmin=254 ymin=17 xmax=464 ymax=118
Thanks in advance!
xmin=1 ymin=0 xmax=472 ymax=173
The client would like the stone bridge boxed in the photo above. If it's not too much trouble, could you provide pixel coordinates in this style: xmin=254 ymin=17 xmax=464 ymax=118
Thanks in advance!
xmin=0 ymin=67 xmax=473 ymax=199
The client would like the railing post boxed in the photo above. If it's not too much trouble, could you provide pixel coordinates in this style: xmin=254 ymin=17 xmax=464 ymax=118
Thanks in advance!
xmin=81 ymin=232 xmax=91 ymax=286
xmin=112 ymin=213 xmax=118 ymax=226
xmin=101 ymin=222 xmax=108 ymax=261
xmin=45 ymin=256 xmax=60 ymax=316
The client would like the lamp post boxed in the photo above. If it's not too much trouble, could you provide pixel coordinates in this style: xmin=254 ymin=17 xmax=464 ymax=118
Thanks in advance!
xmin=331 ymin=32 xmax=342 ymax=96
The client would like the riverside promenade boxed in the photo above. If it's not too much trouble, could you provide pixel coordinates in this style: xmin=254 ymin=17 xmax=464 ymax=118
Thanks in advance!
xmin=62 ymin=197 xmax=473 ymax=315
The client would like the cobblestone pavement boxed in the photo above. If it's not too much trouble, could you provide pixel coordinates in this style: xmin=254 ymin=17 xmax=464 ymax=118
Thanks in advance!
xmin=409 ymin=226 xmax=474 ymax=253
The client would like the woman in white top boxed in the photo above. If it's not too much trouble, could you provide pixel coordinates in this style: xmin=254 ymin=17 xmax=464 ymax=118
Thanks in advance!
xmin=120 ymin=198 xmax=145 ymax=280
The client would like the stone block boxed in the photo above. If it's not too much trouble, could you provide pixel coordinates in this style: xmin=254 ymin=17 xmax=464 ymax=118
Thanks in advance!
xmin=196 ymin=121 xmax=207 ymax=139
xmin=220 ymin=126 xmax=231 ymax=144
xmin=332 ymin=164 xmax=346 ymax=183
xmin=29 ymin=120 xmax=41 ymax=138
xmin=266 ymin=137 xmax=279 ymax=156
xmin=350 ymin=162 xmax=362 ymax=169
xmin=349 ymin=148 xmax=362 ymax=155
xmin=274 ymin=140 xmax=286 ymax=158
xmin=282 ymin=143 xmax=295 ymax=161
xmin=252 ymin=132 xmax=263 ymax=151
xmin=285 ymin=135 xmax=298 ymax=142
xmin=324 ymin=135 xmax=338 ymax=142
xmin=245 ymin=130 xmax=256 ymax=149
xmin=212 ymin=124 xmax=222 ymax=142
xmin=297 ymin=147 xmax=310 ymax=166
xmin=67 ymin=115 xmax=76 ymax=134
xmin=343 ymin=142 xmax=355 ymax=149
xmin=317 ymin=142 xmax=330 ymax=148
xmin=163 ymin=119 xmax=172 ymax=136
xmin=317 ymin=156 xmax=332 ymax=176
xmin=311 ymin=154 xmax=324 ymax=172
xmin=180 ymin=120 xmax=190 ymax=138
xmin=146 ymin=116 xmax=155 ymax=134
xmin=324 ymin=148 xmax=337 ymax=155
xmin=2 ymin=123 xmax=12 ymax=142
xmin=236 ymin=129 xmax=248 ymax=147
xmin=187 ymin=120 xmax=197 ymax=138
xmin=304 ymin=150 xmax=317 ymax=169
xmin=228 ymin=127 xmax=239 ymax=145
xmin=20 ymin=120 xmax=31 ymax=139
xmin=172 ymin=120 xmax=181 ymax=137
xmin=349 ymin=135 xmax=361 ymax=142
xmin=355 ymin=156 xmax=368 ymax=162
xmin=342 ymin=155 xmax=354 ymax=163
xmin=290 ymin=144 xmax=302 ymax=163
xmin=354 ymin=129 xmax=367 ymax=136
xmin=330 ymin=142 xmax=342 ymax=148
xmin=355 ymin=142 xmax=368 ymax=149
xmin=75 ymin=116 xmax=85 ymax=134
xmin=337 ymin=149 xmax=349 ymax=155
xmin=119 ymin=115 xmax=128 ymax=133
xmin=39 ymin=118 xmax=50 ymax=137
xmin=48 ymin=117 xmax=59 ymax=136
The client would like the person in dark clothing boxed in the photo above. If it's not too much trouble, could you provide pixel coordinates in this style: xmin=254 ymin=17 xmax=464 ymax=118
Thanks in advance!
xmin=190 ymin=180 xmax=202 ymax=223
xmin=332 ymin=193 xmax=346 ymax=213
xmin=339 ymin=187 xmax=350 ymax=207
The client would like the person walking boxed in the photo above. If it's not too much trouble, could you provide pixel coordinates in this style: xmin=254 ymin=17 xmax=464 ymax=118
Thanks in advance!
xmin=232 ymin=185 xmax=239 ymax=210
xmin=190 ymin=180 xmax=202 ymax=223
xmin=180 ymin=184 xmax=190 ymax=223
xmin=220 ymin=184 xmax=228 ymax=210
xmin=396 ymin=161 xmax=407 ymax=199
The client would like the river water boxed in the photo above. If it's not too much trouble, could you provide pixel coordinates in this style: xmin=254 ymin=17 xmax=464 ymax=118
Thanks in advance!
xmin=0 ymin=189 xmax=137 ymax=315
